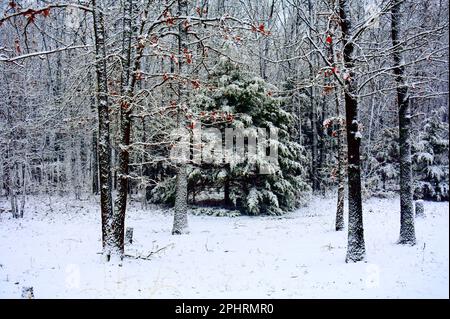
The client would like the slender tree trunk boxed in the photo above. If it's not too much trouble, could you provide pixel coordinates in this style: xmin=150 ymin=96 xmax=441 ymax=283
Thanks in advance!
xmin=391 ymin=1 xmax=416 ymax=245
xmin=113 ymin=0 xmax=152 ymax=255
xmin=172 ymin=0 xmax=190 ymax=235
xmin=91 ymin=92 xmax=100 ymax=195
xmin=296 ymin=94 xmax=302 ymax=146
xmin=336 ymin=103 xmax=345 ymax=231
xmin=308 ymin=0 xmax=319 ymax=193
xmin=10 ymin=165 xmax=18 ymax=218
xmin=224 ymin=176 xmax=231 ymax=208
xmin=92 ymin=0 xmax=115 ymax=261
xmin=19 ymin=163 xmax=25 ymax=217
xmin=311 ymin=95 xmax=318 ymax=192
xmin=319 ymin=94 xmax=327 ymax=194
xmin=173 ymin=164 xmax=189 ymax=234
xmin=327 ymin=15 xmax=345 ymax=231
xmin=92 ymin=131 xmax=99 ymax=194
xmin=339 ymin=0 xmax=365 ymax=262
xmin=260 ymin=0 xmax=275 ymax=80
xmin=113 ymin=0 xmax=134 ymax=259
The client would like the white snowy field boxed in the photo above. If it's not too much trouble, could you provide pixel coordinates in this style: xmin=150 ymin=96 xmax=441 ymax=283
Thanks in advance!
xmin=0 ymin=195 xmax=448 ymax=299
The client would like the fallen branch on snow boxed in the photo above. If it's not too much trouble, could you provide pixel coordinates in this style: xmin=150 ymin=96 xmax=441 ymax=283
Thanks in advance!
xmin=125 ymin=243 xmax=175 ymax=261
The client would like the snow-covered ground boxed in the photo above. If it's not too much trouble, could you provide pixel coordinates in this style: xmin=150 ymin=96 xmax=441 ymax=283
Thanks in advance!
xmin=0 ymin=195 xmax=448 ymax=298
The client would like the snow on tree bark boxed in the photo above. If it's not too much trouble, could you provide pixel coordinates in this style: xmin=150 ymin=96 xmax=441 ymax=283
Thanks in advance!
xmin=91 ymin=129 xmax=99 ymax=195
xmin=326 ymin=16 xmax=345 ymax=232
xmin=92 ymin=0 xmax=116 ymax=260
xmin=336 ymin=117 xmax=345 ymax=231
xmin=172 ymin=0 xmax=190 ymax=235
xmin=113 ymin=0 xmax=134 ymax=259
xmin=391 ymin=1 xmax=416 ymax=245
xmin=91 ymin=93 xmax=100 ymax=195
xmin=173 ymin=164 xmax=189 ymax=234
xmin=308 ymin=0 xmax=319 ymax=193
xmin=338 ymin=0 xmax=365 ymax=262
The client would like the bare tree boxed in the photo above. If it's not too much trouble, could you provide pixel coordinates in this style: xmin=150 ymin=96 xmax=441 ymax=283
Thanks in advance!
xmin=172 ymin=0 xmax=190 ymax=235
xmin=391 ymin=0 xmax=416 ymax=245
xmin=92 ymin=0 xmax=115 ymax=260
xmin=338 ymin=0 xmax=366 ymax=262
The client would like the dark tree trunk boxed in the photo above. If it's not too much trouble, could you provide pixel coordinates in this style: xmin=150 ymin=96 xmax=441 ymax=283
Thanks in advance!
xmin=327 ymin=21 xmax=345 ymax=231
xmin=336 ymin=105 xmax=345 ymax=231
xmin=92 ymin=0 xmax=115 ymax=261
xmin=311 ymin=96 xmax=319 ymax=192
xmin=91 ymin=113 xmax=99 ymax=195
xmin=113 ymin=0 xmax=134 ymax=259
xmin=308 ymin=0 xmax=319 ymax=193
xmin=391 ymin=1 xmax=416 ymax=245
xmin=224 ymin=175 xmax=231 ymax=208
xmin=339 ymin=0 xmax=366 ymax=262
xmin=89 ymin=60 xmax=99 ymax=195
xmin=319 ymin=96 xmax=327 ymax=195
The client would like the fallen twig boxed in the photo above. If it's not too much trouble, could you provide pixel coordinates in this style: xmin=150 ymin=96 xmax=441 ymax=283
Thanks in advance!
xmin=125 ymin=243 xmax=175 ymax=261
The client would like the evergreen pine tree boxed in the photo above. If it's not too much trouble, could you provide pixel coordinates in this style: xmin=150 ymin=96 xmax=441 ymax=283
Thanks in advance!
xmin=413 ymin=114 xmax=449 ymax=201
xmin=190 ymin=58 xmax=310 ymax=215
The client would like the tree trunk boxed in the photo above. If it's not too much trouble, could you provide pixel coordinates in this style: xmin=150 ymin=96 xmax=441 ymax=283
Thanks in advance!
xmin=336 ymin=112 xmax=345 ymax=231
xmin=113 ymin=0 xmax=134 ymax=259
xmin=92 ymin=0 xmax=115 ymax=261
xmin=311 ymin=99 xmax=319 ymax=192
xmin=91 ymin=92 xmax=100 ymax=195
xmin=173 ymin=165 xmax=189 ymax=234
xmin=391 ymin=1 xmax=416 ymax=245
xmin=339 ymin=0 xmax=366 ymax=262
xmin=308 ymin=0 xmax=319 ymax=193
xmin=224 ymin=175 xmax=231 ymax=208
xmin=319 ymin=95 xmax=327 ymax=195
xmin=328 ymin=24 xmax=345 ymax=231
xmin=19 ymin=163 xmax=25 ymax=217
xmin=172 ymin=0 xmax=190 ymax=235
xmin=92 ymin=131 xmax=99 ymax=195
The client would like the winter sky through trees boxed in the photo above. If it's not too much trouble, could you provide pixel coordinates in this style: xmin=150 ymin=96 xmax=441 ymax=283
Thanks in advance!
xmin=0 ymin=0 xmax=448 ymax=299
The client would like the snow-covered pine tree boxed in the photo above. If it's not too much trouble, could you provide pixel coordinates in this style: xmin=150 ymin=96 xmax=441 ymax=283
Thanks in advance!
xmin=366 ymin=128 xmax=399 ymax=195
xmin=413 ymin=114 xmax=449 ymax=201
xmin=190 ymin=58 xmax=310 ymax=215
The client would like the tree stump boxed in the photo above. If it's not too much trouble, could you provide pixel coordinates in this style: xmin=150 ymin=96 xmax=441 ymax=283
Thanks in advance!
xmin=415 ymin=200 xmax=425 ymax=218
xmin=125 ymin=227 xmax=133 ymax=245
xmin=21 ymin=286 xmax=34 ymax=299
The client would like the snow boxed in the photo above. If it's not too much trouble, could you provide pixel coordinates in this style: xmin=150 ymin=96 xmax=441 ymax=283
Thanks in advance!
xmin=0 ymin=195 xmax=448 ymax=299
